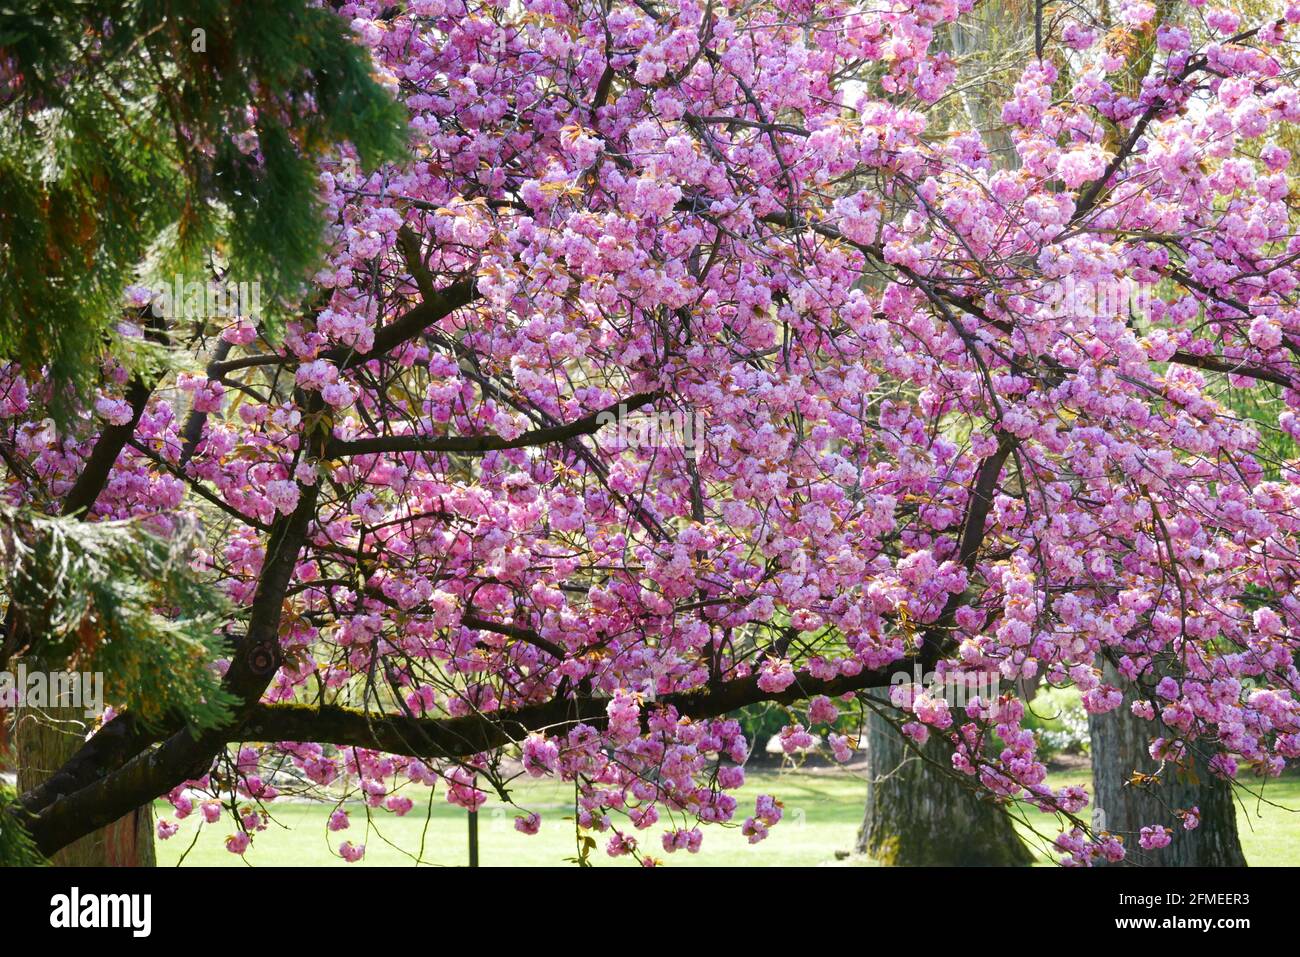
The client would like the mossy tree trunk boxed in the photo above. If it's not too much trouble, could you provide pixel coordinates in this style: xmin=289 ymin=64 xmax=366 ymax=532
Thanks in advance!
xmin=1088 ymin=665 xmax=1245 ymax=867
xmin=856 ymin=690 xmax=1032 ymax=866
xmin=14 ymin=661 xmax=155 ymax=866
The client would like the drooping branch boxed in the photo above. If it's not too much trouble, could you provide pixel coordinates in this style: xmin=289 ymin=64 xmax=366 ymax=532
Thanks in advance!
xmin=13 ymin=646 xmax=913 ymax=855
xmin=21 ymin=381 xmax=1018 ymax=837
xmin=226 ymin=430 xmax=1026 ymax=771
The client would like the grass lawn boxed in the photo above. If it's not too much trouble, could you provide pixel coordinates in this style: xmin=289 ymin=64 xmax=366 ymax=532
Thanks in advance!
xmin=154 ymin=765 xmax=1300 ymax=867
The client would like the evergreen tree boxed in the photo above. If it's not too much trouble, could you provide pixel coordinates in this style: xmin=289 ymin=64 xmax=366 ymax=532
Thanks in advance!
xmin=0 ymin=0 xmax=406 ymax=412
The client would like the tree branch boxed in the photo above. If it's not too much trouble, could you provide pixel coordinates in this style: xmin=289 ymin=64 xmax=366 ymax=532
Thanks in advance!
xmin=237 ymin=655 xmax=917 ymax=760
xmin=324 ymin=277 xmax=477 ymax=370
xmin=325 ymin=392 xmax=661 ymax=458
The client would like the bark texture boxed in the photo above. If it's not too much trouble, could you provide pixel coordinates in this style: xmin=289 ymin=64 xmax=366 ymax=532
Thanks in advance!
xmin=856 ymin=691 xmax=1032 ymax=866
xmin=1089 ymin=668 xmax=1245 ymax=867
xmin=15 ymin=665 xmax=154 ymax=866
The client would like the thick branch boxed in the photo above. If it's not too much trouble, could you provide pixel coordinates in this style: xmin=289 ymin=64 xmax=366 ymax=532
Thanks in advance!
xmin=61 ymin=374 xmax=155 ymax=518
xmin=324 ymin=277 xmax=477 ymax=370
xmin=2 ymin=322 xmax=162 ymax=668
xmin=237 ymin=656 xmax=918 ymax=759
xmin=958 ymin=433 xmax=1017 ymax=570
xmin=20 ymin=623 xmax=937 ymax=855
xmin=1165 ymin=350 xmax=1292 ymax=388
xmin=462 ymin=614 xmax=567 ymax=660
xmin=177 ymin=338 xmax=234 ymax=467
xmin=325 ymin=392 xmax=661 ymax=458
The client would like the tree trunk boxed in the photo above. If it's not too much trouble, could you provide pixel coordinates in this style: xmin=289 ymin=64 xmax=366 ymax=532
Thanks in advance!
xmin=856 ymin=690 xmax=1032 ymax=866
xmin=947 ymin=0 xmax=1024 ymax=170
xmin=14 ymin=662 xmax=155 ymax=866
xmin=1088 ymin=665 xmax=1246 ymax=867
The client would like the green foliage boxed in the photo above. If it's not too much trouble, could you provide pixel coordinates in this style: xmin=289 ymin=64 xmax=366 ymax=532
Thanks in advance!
xmin=0 ymin=506 xmax=237 ymax=731
xmin=734 ymin=699 xmax=863 ymax=756
xmin=0 ymin=782 xmax=45 ymax=866
xmin=0 ymin=0 xmax=408 ymax=414
xmin=734 ymin=701 xmax=796 ymax=750
xmin=1023 ymin=685 xmax=1090 ymax=759
xmin=0 ymin=85 xmax=179 ymax=416
xmin=1219 ymin=382 xmax=1300 ymax=481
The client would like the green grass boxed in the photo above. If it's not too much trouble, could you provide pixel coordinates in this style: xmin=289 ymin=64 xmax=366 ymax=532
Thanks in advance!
xmin=154 ymin=767 xmax=1300 ymax=867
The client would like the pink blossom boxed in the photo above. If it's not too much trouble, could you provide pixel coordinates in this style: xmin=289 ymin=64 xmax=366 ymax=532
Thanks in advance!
xmin=1139 ymin=825 xmax=1173 ymax=850
xmin=808 ymin=695 xmax=839 ymax=725
xmin=265 ymin=479 xmax=300 ymax=514
xmin=829 ymin=733 xmax=854 ymax=763
xmin=757 ymin=658 xmax=796 ymax=693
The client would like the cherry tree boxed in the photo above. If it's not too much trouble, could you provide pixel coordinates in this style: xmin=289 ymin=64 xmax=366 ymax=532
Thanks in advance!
xmin=4 ymin=0 xmax=1300 ymax=866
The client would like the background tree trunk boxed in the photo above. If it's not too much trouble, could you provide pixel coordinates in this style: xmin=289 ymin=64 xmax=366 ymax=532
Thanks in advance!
xmin=14 ymin=661 xmax=155 ymax=866
xmin=0 ymin=708 xmax=10 ymax=769
xmin=1088 ymin=664 xmax=1245 ymax=867
xmin=856 ymin=690 xmax=1032 ymax=866
xmin=946 ymin=0 xmax=1027 ymax=170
